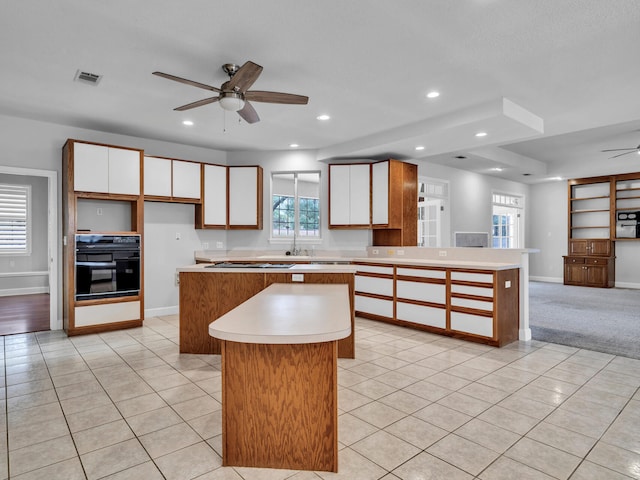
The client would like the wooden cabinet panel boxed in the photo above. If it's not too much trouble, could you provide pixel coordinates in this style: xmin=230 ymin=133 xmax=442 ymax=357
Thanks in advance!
xmin=172 ymin=160 xmax=201 ymax=199
xmin=73 ymin=142 xmax=109 ymax=193
xmin=229 ymin=166 xmax=263 ymax=229
xmin=203 ymin=164 xmax=227 ymax=226
xmin=563 ymin=256 xmax=614 ymax=287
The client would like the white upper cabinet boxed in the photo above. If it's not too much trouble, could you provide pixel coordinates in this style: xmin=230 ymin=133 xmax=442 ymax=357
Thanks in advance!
xmin=203 ymin=164 xmax=227 ymax=226
xmin=143 ymin=156 xmax=172 ymax=196
xmin=371 ymin=160 xmax=389 ymax=225
xmin=228 ymin=166 xmax=262 ymax=228
xmin=172 ymin=160 xmax=201 ymax=199
xmin=74 ymin=142 xmax=140 ymax=195
xmin=143 ymin=156 xmax=201 ymax=201
xmin=329 ymin=163 xmax=370 ymax=227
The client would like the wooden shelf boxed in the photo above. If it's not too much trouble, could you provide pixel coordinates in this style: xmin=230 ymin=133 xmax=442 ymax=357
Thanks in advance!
xmin=570 ymin=226 xmax=609 ymax=230
xmin=570 ymin=195 xmax=609 ymax=201
xmin=570 ymin=209 xmax=610 ymax=214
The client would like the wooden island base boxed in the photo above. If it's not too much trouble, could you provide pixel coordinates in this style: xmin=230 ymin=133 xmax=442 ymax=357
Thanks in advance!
xmin=221 ymin=340 xmax=338 ymax=472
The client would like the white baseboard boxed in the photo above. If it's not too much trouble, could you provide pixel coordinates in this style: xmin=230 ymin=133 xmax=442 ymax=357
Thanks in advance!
xmin=145 ymin=306 xmax=179 ymax=318
xmin=614 ymin=281 xmax=640 ymax=289
xmin=0 ymin=286 xmax=49 ymax=297
xmin=529 ymin=276 xmax=563 ymax=283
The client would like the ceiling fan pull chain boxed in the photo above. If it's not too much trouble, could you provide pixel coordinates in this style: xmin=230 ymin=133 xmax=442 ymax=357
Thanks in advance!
xmin=223 ymin=110 xmax=227 ymax=133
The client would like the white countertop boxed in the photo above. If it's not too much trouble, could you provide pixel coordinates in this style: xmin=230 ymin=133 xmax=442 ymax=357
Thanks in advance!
xmin=351 ymin=257 xmax=520 ymax=270
xmin=208 ymin=283 xmax=352 ymax=344
xmin=178 ymin=263 xmax=358 ymax=273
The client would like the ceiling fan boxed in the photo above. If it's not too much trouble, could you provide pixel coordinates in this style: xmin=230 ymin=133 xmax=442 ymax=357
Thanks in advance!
xmin=152 ymin=61 xmax=308 ymax=124
xmin=601 ymin=143 xmax=640 ymax=159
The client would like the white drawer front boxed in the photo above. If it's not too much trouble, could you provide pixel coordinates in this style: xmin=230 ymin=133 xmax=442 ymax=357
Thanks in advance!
xmin=396 ymin=280 xmax=446 ymax=304
xmin=450 ymin=311 xmax=493 ymax=338
xmin=396 ymin=302 xmax=446 ymax=329
xmin=396 ymin=267 xmax=446 ymax=280
xmin=75 ymin=301 xmax=140 ymax=327
xmin=355 ymin=295 xmax=394 ymax=318
xmin=450 ymin=271 xmax=493 ymax=283
xmin=450 ymin=284 xmax=493 ymax=297
xmin=355 ymin=264 xmax=394 ymax=275
xmin=451 ymin=297 xmax=493 ymax=312
xmin=355 ymin=276 xmax=393 ymax=296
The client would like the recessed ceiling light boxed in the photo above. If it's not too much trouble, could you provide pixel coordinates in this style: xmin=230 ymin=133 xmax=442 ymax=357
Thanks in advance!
xmin=182 ymin=120 xmax=194 ymax=126
xmin=549 ymin=176 xmax=563 ymax=181
xmin=289 ymin=143 xmax=299 ymax=148
xmin=491 ymin=167 xmax=503 ymax=171
xmin=316 ymin=114 xmax=330 ymax=121
xmin=415 ymin=146 xmax=425 ymax=151
xmin=475 ymin=132 xmax=487 ymax=137
xmin=454 ymin=155 xmax=467 ymax=159
xmin=426 ymin=91 xmax=440 ymax=99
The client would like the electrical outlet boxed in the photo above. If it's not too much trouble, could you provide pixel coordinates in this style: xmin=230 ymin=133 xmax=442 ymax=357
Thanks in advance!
xmin=397 ymin=249 xmax=405 ymax=256
xmin=96 ymin=207 xmax=103 ymax=216
xmin=175 ymin=232 xmax=181 ymax=240
xmin=292 ymin=274 xmax=304 ymax=282
xmin=438 ymin=251 xmax=447 ymax=257
xmin=202 ymin=242 xmax=209 ymax=250
xmin=372 ymin=249 xmax=379 ymax=255
xmin=216 ymin=241 xmax=224 ymax=249
xmin=175 ymin=272 xmax=180 ymax=286
xmin=505 ymin=280 xmax=511 ymax=288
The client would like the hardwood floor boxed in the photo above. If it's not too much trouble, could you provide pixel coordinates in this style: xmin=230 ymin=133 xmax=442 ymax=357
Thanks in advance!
xmin=0 ymin=294 xmax=50 ymax=336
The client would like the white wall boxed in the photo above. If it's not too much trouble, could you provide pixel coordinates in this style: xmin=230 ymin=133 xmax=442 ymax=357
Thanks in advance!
xmin=226 ymin=150 xmax=371 ymax=253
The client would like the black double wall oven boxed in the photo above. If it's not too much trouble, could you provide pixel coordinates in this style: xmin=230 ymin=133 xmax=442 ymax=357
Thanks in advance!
xmin=75 ymin=234 xmax=141 ymax=301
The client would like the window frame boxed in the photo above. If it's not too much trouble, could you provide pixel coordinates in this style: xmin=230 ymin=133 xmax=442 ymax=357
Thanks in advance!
xmin=0 ymin=183 xmax=31 ymax=255
xmin=269 ymin=171 xmax=322 ymax=245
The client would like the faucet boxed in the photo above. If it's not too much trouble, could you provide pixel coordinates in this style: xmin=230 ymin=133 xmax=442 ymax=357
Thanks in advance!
xmin=290 ymin=231 xmax=300 ymax=256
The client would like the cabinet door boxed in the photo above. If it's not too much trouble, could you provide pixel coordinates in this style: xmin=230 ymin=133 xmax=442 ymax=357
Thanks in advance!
xmin=108 ymin=147 xmax=140 ymax=195
xmin=143 ymin=156 xmax=172 ymax=197
xmin=564 ymin=263 xmax=585 ymax=285
xmin=568 ymin=239 xmax=588 ymax=256
xmin=172 ymin=160 xmax=201 ymax=200
xmin=229 ymin=166 xmax=261 ymax=227
xmin=586 ymin=266 xmax=607 ymax=287
xmin=203 ymin=164 xmax=227 ymax=226
xmin=73 ymin=142 xmax=109 ymax=193
xmin=371 ymin=160 xmax=389 ymax=225
xmin=588 ymin=239 xmax=611 ymax=256
xmin=329 ymin=164 xmax=351 ymax=226
xmin=349 ymin=164 xmax=371 ymax=225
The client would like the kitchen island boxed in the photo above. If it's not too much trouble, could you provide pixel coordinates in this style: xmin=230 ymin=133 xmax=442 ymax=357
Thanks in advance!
xmin=178 ymin=263 xmax=357 ymax=358
xmin=209 ymin=283 xmax=350 ymax=472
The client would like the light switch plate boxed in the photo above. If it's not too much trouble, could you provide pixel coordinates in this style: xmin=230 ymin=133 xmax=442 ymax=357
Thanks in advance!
xmin=292 ymin=274 xmax=304 ymax=282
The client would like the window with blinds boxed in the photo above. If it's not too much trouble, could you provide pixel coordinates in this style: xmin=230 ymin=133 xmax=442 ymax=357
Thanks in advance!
xmin=0 ymin=183 xmax=30 ymax=254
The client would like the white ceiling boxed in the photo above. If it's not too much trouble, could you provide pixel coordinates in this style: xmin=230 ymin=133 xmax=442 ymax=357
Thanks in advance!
xmin=2 ymin=1 xmax=640 ymax=183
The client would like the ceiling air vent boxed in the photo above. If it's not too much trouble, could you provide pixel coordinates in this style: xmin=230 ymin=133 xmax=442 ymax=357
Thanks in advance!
xmin=74 ymin=70 xmax=102 ymax=86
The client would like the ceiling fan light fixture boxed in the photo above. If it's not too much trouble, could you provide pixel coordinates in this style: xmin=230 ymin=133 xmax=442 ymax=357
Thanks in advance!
xmin=219 ymin=92 xmax=245 ymax=112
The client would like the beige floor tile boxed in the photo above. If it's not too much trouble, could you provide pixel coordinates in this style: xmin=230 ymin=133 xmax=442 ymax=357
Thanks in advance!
xmin=66 ymin=403 xmax=122 ymax=433
xmin=11 ymin=457 xmax=85 ymax=480
xmin=73 ymin=419 xmax=135 ymax=454
xmin=529 ymin=375 xmax=581 ymax=396
xmin=351 ymin=401 xmax=406 ymax=429
xmin=103 ymin=379 xmax=155 ymax=402
xmin=350 ymin=379 xmax=398 ymax=400
xmin=349 ymin=362 xmax=391 ymax=379
xmin=513 ymin=384 xmax=570 ymax=407
xmin=384 ymin=416 xmax=448 ymax=450
xmin=505 ymin=437 xmax=582 ymax=479
xmin=127 ymin=405 xmax=184 ymax=436
xmin=477 ymin=372 xmax=528 ymax=393
xmin=374 ymin=371 xmax=417 ymax=389
xmin=139 ymin=422 xmax=201 ymax=458
xmin=413 ymin=403 xmax=472 ymax=432
xmin=100 ymin=460 xmax=164 ymax=479
xmin=81 ymin=438 xmax=150 ymax=480
xmin=7 ymin=402 xmax=64 ymax=429
xmin=337 ymin=388 xmax=371 ymax=412
xmin=393 ymin=451 xmax=473 ymax=480
xmin=60 ymin=390 xmax=113 ymax=415
xmin=317 ymin=447 xmax=386 ymax=479
xmin=188 ymin=411 xmax=223 ymax=440
xmin=444 ymin=364 xmax=488 ymax=381
xmin=424 ymin=372 xmax=471 ymax=391
xmin=352 ymin=430 xmax=420 ymax=471
xmin=478 ymin=456 xmax=555 ymax=480
xmin=377 ymin=390 xmax=431 ymax=414
xmin=478 ymin=405 xmax=540 ymax=435
xmin=155 ymin=442 xmax=221 ymax=480
xmin=545 ymin=408 xmax=612 ymax=439
xmin=436 ymin=391 xmax=492 ymax=416
xmin=586 ymin=441 xmax=640 ymax=478
xmin=458 ymin=382 xmax=510 ymax=404
xmin=157 ymin=382 xmax=207 ymax=405
xmin=9 ymin=434 xmax=77 ymax=477
xmin=526 ymin=421 xmax=597 ymax=458
xmin=338 ymin=413 xmax=378 ymax=446
xmin=402 ymin=379 xmax=453 ymax=402
xmin=570 ymin=385 xmax=630 ymax=409
xmin=8 ymin=416 xmax=70 ymax=451
xmin=569 ymin=460 xmax=632 ymax=480
xmin=454 ymin=418 xmax=520 ymax=454
xmin=498 ymin=394 xmax=556 ymax=420
xmin=427 ymin=434 xmax=499 ymax=476
xmin=6 ymin=388 xmax=58 ymax=412
xmin=115 ymin=391 xmax=167 ymax=417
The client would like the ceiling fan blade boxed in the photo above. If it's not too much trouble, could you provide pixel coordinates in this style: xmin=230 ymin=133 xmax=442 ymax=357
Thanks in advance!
xmin=245 ymin=91 xmax=309 ymax=105
xmin=610 ymin=150 xmax=639 ymax=159
xmin=153 ymin=72 xmax=221 ymax=92
xmin=174 ymin=96 xmax=220 ymax=111
xmin=226 ymin=61 xmax=263 ymax=93
xmin=237 ymin=101 xmax=260 ymax=124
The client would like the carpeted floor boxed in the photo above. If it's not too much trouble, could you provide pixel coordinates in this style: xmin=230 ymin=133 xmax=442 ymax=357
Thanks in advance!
xmin=529 ymin=281 xmax=640 ymax=359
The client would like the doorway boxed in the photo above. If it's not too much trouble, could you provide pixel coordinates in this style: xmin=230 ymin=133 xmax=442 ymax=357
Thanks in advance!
xmin=491 ymin=192 xmax=524 ymax=248
xmin=0 ymin=166 xmax=58 ymax=334
xmin=418 ymin=177 xmax=450 ymax=247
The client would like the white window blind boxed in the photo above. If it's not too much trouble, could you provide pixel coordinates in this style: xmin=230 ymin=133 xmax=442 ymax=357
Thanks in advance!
xmin=0 ymin=183 xmax=30 ymax=253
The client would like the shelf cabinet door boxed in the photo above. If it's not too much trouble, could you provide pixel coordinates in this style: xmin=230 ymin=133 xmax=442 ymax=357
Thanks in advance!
xmin=143 ymin=156 xmax=172 ymax=197
xmin=74 ymin=142 xmax=109 ymax=193
xmin=588 ymin=239 xmax=611 ymax=256
xmin=585 ymin=265 xmax=608 ymax=287
xmin=371 ymin=160 xmax=389 ymax=225
xmin=329 ymin=164 xmax=351 ymax=226
xmin=228 ymin=166 xmax=262 ymax=228
xmin=108 ymin=147 xmax=140 ymax=195
xmin=172 ymin=160 xmax=201 ymax=200
xmin=329 ymin=164 xmax=370 ymax=227
xmin=203 ymin=164 xmax=227 ymax=226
